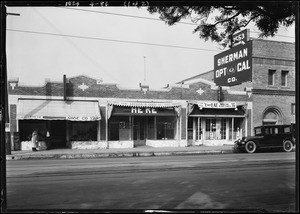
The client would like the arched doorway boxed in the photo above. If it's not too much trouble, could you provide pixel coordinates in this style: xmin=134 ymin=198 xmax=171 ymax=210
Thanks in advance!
xmin=262 ymin=106 xmax=283 ymax=125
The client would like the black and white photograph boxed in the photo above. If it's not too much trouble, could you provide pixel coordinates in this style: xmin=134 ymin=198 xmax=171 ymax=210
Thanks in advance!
xmin=1 ymin=1 xmax=298 ymax=212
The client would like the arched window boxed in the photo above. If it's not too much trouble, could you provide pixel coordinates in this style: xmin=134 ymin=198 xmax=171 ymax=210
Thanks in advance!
xmin=262 ymin=106 xmax=283 ymax=125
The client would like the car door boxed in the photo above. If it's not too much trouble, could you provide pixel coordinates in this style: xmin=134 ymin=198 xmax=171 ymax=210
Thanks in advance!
xmin=260 ymin=127 xmax=273 ymax=147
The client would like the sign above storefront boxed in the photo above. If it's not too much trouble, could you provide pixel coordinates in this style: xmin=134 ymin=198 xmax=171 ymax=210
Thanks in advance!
xmin=19 ymin=115 xmax=101 ymax=121
xmin=112 ymin=106 xmax=176 ymax=116
xmin=198 ymin=102 xmax=237 ymax=109
xmin=131 ymin=107 xmax=157 ymax=114
xmin=214 ymin=33 xmax=252 ymax=87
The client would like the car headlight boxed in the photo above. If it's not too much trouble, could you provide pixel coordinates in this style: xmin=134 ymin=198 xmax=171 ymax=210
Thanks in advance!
xmin=241 ymin=141 xmax=245 ymax=145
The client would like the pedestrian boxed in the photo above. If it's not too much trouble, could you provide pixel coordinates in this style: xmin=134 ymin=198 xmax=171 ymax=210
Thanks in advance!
xmin=46 ymin=130 xmax=51 ymax=150
xmin=31 ymin=129 xmax=39 ymax=151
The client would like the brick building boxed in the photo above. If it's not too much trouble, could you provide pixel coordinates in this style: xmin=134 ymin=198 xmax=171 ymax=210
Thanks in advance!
xmin=180 ymin=38 xmax=295 ymax=138
xmin=8 ymin=73 xmax=250 ymax=150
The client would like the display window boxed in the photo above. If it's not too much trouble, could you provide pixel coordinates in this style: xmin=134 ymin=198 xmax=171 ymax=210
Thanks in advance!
xmin=156 ymin=116 xmax=176 ymax=140
xmin=70 ymin=121 xmax=98 ymax=141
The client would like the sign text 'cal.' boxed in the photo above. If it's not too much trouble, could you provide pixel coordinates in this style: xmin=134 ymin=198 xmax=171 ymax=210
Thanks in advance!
xmin=214 ymin=41 xmax=252 ymax=86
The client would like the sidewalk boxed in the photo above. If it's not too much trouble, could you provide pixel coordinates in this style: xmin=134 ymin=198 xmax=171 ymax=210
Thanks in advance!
xmin=6 ymin=145 xmax=234 ymax=160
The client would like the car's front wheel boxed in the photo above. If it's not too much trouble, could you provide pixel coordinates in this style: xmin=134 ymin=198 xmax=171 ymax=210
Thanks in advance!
xmin=245 ymin=141 xmax=256 ymax=153
xmin=283 ymin=140 xmax=293 ymax=152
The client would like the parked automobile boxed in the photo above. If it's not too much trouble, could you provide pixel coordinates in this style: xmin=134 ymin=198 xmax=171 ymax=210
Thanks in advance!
xmin=233 ymin=124 xmax=296 ymax=153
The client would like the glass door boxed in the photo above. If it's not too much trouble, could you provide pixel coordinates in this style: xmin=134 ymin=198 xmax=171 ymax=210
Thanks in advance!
xmin=205 ymin=119 xmax=216 ymax=140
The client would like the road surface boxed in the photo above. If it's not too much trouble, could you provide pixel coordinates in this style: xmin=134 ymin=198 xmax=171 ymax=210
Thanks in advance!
xmin=6 ymin=152 xmax=297 ymax=212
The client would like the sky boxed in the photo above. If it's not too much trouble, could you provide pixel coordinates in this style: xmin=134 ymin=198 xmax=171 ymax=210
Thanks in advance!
xmin=6 ymin=5 xmax=295 ymax=89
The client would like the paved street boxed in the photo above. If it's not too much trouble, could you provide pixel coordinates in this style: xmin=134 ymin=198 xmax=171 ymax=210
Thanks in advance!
xmin=6 ymin=152 xmax=296 ymax=212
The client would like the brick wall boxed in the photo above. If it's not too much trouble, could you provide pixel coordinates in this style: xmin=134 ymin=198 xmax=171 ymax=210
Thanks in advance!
xmin=253 ymin=94 xmax=295 ymax=127
xmin=252 ymin=39 xmax=295 ymax=60
xmin=252 ymin=59 xmax=295 ymax=90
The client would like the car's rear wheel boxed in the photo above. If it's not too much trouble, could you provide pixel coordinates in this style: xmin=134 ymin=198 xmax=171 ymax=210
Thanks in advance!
xmin=283 ymin=140 xmax=293 ymax=152
xmin=245 ymin=141 xmax=256 ymax=153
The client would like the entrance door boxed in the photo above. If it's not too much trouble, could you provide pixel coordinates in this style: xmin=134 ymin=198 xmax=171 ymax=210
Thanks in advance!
xmin=205 ymin=118 xmax=227 ymax=140
xmin=133 ymin=117 xmax=146 ymax=147
xmin=50 ymin=120 xmax=66 ymax=148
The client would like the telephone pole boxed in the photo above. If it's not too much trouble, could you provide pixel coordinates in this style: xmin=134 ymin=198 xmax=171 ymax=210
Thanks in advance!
xmin=1 ymin=4 xmax=20 ymax=212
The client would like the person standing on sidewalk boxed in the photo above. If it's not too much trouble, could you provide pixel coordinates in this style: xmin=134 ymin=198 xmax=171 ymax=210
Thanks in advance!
xmin=46 ymin=130 xmax=51 ymax=150
xmin=31 ymin=129 xmax=39 ymax=151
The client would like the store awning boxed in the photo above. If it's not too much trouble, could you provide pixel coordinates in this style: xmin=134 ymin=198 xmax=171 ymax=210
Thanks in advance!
xmin=17 ymin=99 xmax=101 ymax=121
xmin=107 ymin=101 xmax=181 ymax=119
xmin=188 ymin=102 xmax=246 ymax=117
xmin=108 ymin=101 xmax=180 ymax=108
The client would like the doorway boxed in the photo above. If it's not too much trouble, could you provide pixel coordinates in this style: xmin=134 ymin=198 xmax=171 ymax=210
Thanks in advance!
xmin=133 ymin=116 xmax=146 ymax=147
xmin=50 ymin=120 xmax=66 ymax=148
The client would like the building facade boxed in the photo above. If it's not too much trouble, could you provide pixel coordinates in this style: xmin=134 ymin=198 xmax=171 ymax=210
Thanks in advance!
xmin=180 ymin=39 xmax=296 ymax=137
xmin=7 ymin=39 xmax=295 ymax=150
xmin=8 ymin=74 xmax=251 ymax=150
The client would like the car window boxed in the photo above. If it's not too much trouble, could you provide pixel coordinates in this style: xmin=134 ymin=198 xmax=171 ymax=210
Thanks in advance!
xmin=274 ymin=128 xmax=279 ymax=134
xmin=265 ymin=128 xmax=270 ymax=135
xmin=255 ymin=127 xmax=262 ymax=135
xmin=284 ymin=127 xmax=291 ymax=133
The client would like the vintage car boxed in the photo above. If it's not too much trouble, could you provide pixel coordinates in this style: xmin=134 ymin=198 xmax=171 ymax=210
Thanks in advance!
xmin=233 ymin=124 xmax=296 ymax=153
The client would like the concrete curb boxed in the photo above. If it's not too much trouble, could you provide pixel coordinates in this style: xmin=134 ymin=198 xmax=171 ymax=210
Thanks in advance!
xmin=6 ymin=149 xmax=234 ymax=160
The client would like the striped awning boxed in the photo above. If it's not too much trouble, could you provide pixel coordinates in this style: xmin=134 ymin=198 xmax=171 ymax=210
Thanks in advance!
xmin=17 ymin=99 xmax=101 ymax=121
xmin=107 ymin=101 xmax=181 ymax=119
xmin=108 ymin=101 xmax=180 ymax=108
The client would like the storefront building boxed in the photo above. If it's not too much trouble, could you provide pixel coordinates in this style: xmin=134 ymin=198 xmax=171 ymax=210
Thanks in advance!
xmin=9 ymin=38 xmax=292 ymax=150
xmin=8 ymin=74 xmax=250 ymax=150
xmin=180 ymin=38 xmax=295 ymax=137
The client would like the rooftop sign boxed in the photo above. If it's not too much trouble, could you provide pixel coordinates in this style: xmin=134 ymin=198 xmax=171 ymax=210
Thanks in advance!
xmin=214 ymin=40 xmax=252 ymax=86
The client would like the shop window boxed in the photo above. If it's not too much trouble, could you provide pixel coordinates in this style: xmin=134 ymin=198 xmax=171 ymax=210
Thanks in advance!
xmin=108 ymin=116 xmax=130 ymax=141
xmin=70 ymin=121 xmax=97 ymax=141
xmin=156 ymin=116 xmax=176 ymax=140
xmin=281 ymin=70 xmax=289 ymax=86
xmin=268 ymin=69 xmax=276 ymax=86
xmin=19 ymin=120 xmax=47 ymax=141
xmin=220 ymin=119 xmax=226 ymax=139
xmin=195 ymin=118 xmax=202 ymax=140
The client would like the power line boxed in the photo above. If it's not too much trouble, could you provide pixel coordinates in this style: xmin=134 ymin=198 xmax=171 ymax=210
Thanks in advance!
xmin=6 ymin=29 xmax=221 ymax=52
xmin=57 ymin=7 xmax=295 ymax=39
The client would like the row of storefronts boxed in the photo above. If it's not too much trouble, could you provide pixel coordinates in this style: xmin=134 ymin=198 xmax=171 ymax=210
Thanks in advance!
xmin=7 ymin=85 xmax=251 ymax=150
xmin=7 ymin=38 xmax=295 ymax=150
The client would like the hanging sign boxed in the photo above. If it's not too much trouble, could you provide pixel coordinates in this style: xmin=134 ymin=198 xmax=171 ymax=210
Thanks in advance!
xmin=214 ymin=41 xmax=252 ymax=86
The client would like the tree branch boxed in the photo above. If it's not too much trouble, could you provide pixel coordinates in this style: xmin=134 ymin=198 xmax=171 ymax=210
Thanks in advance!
xmin=213 ymin=11 xmax=241 ymax=26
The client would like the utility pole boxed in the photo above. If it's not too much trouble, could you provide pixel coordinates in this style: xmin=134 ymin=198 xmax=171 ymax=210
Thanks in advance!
xmin=1 ymin=4 xmax=20 ymax=212
xmin=0 ymin=3 xmax=8 ymax=212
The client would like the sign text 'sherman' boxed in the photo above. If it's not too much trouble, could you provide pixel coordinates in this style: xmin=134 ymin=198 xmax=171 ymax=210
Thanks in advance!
xmin=214 ymin=41 xmax=252 ymax=86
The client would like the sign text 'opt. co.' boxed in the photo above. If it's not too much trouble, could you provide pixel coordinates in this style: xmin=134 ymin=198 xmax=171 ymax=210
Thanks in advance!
xmin=214 ymin=41 xmax=252 ymax=86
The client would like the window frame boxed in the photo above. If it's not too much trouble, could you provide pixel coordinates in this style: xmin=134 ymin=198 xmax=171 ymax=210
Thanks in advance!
xmin=268 ymin=69 xmax=276 ymax=86
xmin=281 ymin=70 xmax=289 ymax=87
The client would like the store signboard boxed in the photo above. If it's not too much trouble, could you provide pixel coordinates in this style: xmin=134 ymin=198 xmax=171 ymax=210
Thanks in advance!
xmin=198 ymin=102 xmax=237 ymax=109
xmin=232 ymin=29 xmax=250 ymax=47
xmin=112 ymin=106 xmax=176 ymax=116
xmin=214 ymin=40 xmax=252 ymax=86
